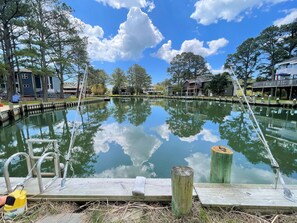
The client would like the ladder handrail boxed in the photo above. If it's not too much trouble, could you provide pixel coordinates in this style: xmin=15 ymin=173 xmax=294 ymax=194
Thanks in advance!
xmin=3 ymin=152 xmax=32 ymax=192
xmin=36 ymin=152 xmax=60 ymax=193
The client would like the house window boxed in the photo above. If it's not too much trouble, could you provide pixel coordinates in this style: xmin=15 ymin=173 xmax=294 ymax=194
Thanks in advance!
xmin=23 ymin=84 xmax=29 ymax=88
xmin=48 ymin=77 xmax=53 ymax=89
xmin=22 ymin=74 xmax=28 ymax=79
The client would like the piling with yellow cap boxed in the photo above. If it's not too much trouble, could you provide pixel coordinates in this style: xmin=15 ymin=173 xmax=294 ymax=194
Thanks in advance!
xmin=4 ymin=189 xmax=27 ymax=219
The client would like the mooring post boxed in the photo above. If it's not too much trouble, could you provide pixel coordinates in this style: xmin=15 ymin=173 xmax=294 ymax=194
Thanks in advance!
xmin=268 ymin=95 xmax=271 ymax=105
xmin=293 ymin=99 xmax=296 ymax=107
xmin=9 ymin=103 xmax=14 ymax=119
xmin=210 ymin=146 xmax=233 ymax=184
xmin=171 ymin=166 xmax=193 ymax=217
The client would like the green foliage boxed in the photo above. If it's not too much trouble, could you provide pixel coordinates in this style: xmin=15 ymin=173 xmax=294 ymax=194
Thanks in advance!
xmin=167 ymin=52 xmax=208 ymax=86
xmin=209 ymin=73 xmax=229 ymax=96
xmin=111 ymin=68 xmax=127 ymax=90
xmin=280 ymin=19 xmax=297 ymax=57
xmin=172 ymin=85 xmax=182 ymax=95
xmin=88 ymin=67 xmax=109 ymax=87
xmin=112 ymin=86 xmax=119 ymax=95
xmin=225 ymin=38 xmax=259 ymax=94
xmin=225 ymin=20 xmax=297 ymax=84
xmin=91 ymin=84 xmax=107 ymax=95
xmin=127 ymin=64 xmax=151 ymax=95
xmin=256 ymin=25 xmax=288 ymax=79
xmin=0 ymin=0 xmax=30 ymax=99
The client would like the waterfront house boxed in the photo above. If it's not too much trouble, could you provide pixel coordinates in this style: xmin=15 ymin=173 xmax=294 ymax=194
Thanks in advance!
xmin=182 ymin=75 xmax=213 ymax=96
xmin=181 ymin=74 xmax=234 ymax=96
xmin=252 ymin=57 xmax=297 ymax=99
xmin=143 ymin=86 xmax=163 ymax=95
xmin=0 ymin=69 xmax=61 ymax=98
xmin=63 ymin=82 xmax=79 ymax=95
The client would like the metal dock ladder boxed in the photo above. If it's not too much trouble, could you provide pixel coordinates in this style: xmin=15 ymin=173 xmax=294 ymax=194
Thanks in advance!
xmin=3 ymin=139 xmax=62 ymax=193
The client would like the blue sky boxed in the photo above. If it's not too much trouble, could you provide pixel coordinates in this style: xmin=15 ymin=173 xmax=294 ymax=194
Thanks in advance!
xmin=63 ymin=0 xmax=297 ymax=84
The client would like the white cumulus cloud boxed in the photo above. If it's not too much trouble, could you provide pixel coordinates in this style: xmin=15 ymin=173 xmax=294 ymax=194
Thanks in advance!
xmin=191 ymin=0 xmax=289 ymax=25
xmin=96 ymin=0 xmax=155 ymax=10
xmin=155 ymin=38 xmax=228 ymax=63
xmin=273 ymin=8 xmax=297 ymax=26
xmin=71 ymin=7 xmax=163 ymax=62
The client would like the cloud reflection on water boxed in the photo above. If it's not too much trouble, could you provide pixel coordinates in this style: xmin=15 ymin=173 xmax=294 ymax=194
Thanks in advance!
xmin=185 ymin=152 xmax=297 ymax=184
xmin=94 ymin=163 xmax=156 ymax=178
xmin=93 ymin=123 xmax=162 ymax=166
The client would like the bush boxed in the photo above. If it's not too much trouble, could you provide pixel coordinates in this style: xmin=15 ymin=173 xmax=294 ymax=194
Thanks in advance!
xmin=91 ymin=84 xmax=107 ymax=95
xmin=112 ymin=86 xmax=119 ymax=95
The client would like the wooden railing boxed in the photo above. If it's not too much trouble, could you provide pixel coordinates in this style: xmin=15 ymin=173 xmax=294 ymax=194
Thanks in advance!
xmin=252 ymin=79 xmax=297 ymax=88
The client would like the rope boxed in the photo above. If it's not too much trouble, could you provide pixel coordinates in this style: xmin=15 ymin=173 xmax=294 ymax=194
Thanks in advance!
xmin=228 ymin=67 xmax=295 ymax=202
xmin=60 ymin=65 xmax=88 ymax=189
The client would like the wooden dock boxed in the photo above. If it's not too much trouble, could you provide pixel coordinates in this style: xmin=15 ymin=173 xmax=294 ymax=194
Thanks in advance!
xmin=0 ymin=98 xmax=110 ymax=126
xmin=1 ymin=178 xmax=296 ymax=210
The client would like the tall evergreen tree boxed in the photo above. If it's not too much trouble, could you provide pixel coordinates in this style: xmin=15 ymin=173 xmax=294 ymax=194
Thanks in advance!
xmin=127 ymin=64 xmax=151 ymax=95
xmin=225 ymin=38 xmax=260 ymax=94
xmin=167 ymin=52 xmax=208 ymax=87
xmin=25 ymin=0 xmax=58 ymax=101
xmin=280 ymin=19 xmax=297 ymax=57
xmin=0 ymin=0 xmax=29 ymax=99
xmin=72 ymin=37 xmax=89 ymax=98
xmin=257 ymin=25 xmax=287 ymax=80
xmin=111 ymin=68 xmax=127 ymax=94
xmin=49 ymin=3 xmax=85 ymax=99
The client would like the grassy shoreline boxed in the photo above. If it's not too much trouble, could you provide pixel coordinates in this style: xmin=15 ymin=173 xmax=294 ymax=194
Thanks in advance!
xmin=4 ymin=200 xmax=296 ymax=223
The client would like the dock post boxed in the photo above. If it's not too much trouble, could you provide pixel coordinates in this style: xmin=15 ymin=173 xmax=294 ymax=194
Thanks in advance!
xmin=210 ymin=146 xmax=233 ymax=183
xmin=268 ymin=95 xmax=271 ymax=105
xmin=293 ymin=99 xmax=296 ymax=107
xmin=171 ymin=166 xmax=193 ymax=217
xmin=9 ymin=103 xmax=14 ymax=119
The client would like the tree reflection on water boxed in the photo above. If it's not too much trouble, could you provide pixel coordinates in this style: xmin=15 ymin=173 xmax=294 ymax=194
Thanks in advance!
xmin=0 ymin=98 xmax=296 ymax=183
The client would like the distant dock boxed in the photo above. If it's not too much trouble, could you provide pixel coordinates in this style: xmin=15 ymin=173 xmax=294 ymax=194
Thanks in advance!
xmin=0 ymin=97 xmax=110 ymax=126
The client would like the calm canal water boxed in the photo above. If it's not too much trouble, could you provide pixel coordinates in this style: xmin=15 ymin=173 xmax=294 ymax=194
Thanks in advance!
xmin=0 ymin=98 xmax=296 ymax=184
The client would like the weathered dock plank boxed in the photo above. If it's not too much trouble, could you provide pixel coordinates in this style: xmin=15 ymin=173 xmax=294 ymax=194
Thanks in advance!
xmin=1 ymin=178 xmax=296 ymax=210
xmin=0 ymin=178 xmax=172 ymax=202
xmin=195 ymin=183 xmax=297 ymax=210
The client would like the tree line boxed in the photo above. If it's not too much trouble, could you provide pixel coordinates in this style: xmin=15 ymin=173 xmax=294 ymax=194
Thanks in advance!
xmin=226 ymin=20 xmax=297 ymax=94
xmin=165 ymin=20 xmax=297 ymax=96
xmin=0 ymin=0 xmax=91 ymax=101
xmin=0 ymin=0 xmax=153 ymax=99
xmin=110 ymin=64 xmax=152 ymax=95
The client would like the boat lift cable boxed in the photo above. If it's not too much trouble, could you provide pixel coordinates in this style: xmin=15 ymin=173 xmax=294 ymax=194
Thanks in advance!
xmin=228 ymin=67 xmax=295 ymax=202
xmin=60 ymin=66 xmax=88 ymax=189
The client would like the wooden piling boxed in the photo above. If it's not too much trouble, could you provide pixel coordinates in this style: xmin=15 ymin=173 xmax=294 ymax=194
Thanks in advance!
xmin=210 ymin=146 xmax=233 ymax=184
xmin=171 ymin=166 xmax=193 ymax=217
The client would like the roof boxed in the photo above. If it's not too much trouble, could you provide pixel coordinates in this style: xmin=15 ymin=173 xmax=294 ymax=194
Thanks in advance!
xmin=183 ymin=75 xmax=213 ymax=85
xmin=15 ymin=68 xmax=32 ymax=73
xmin=276 ymin=57 xmax=297 ymax=66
